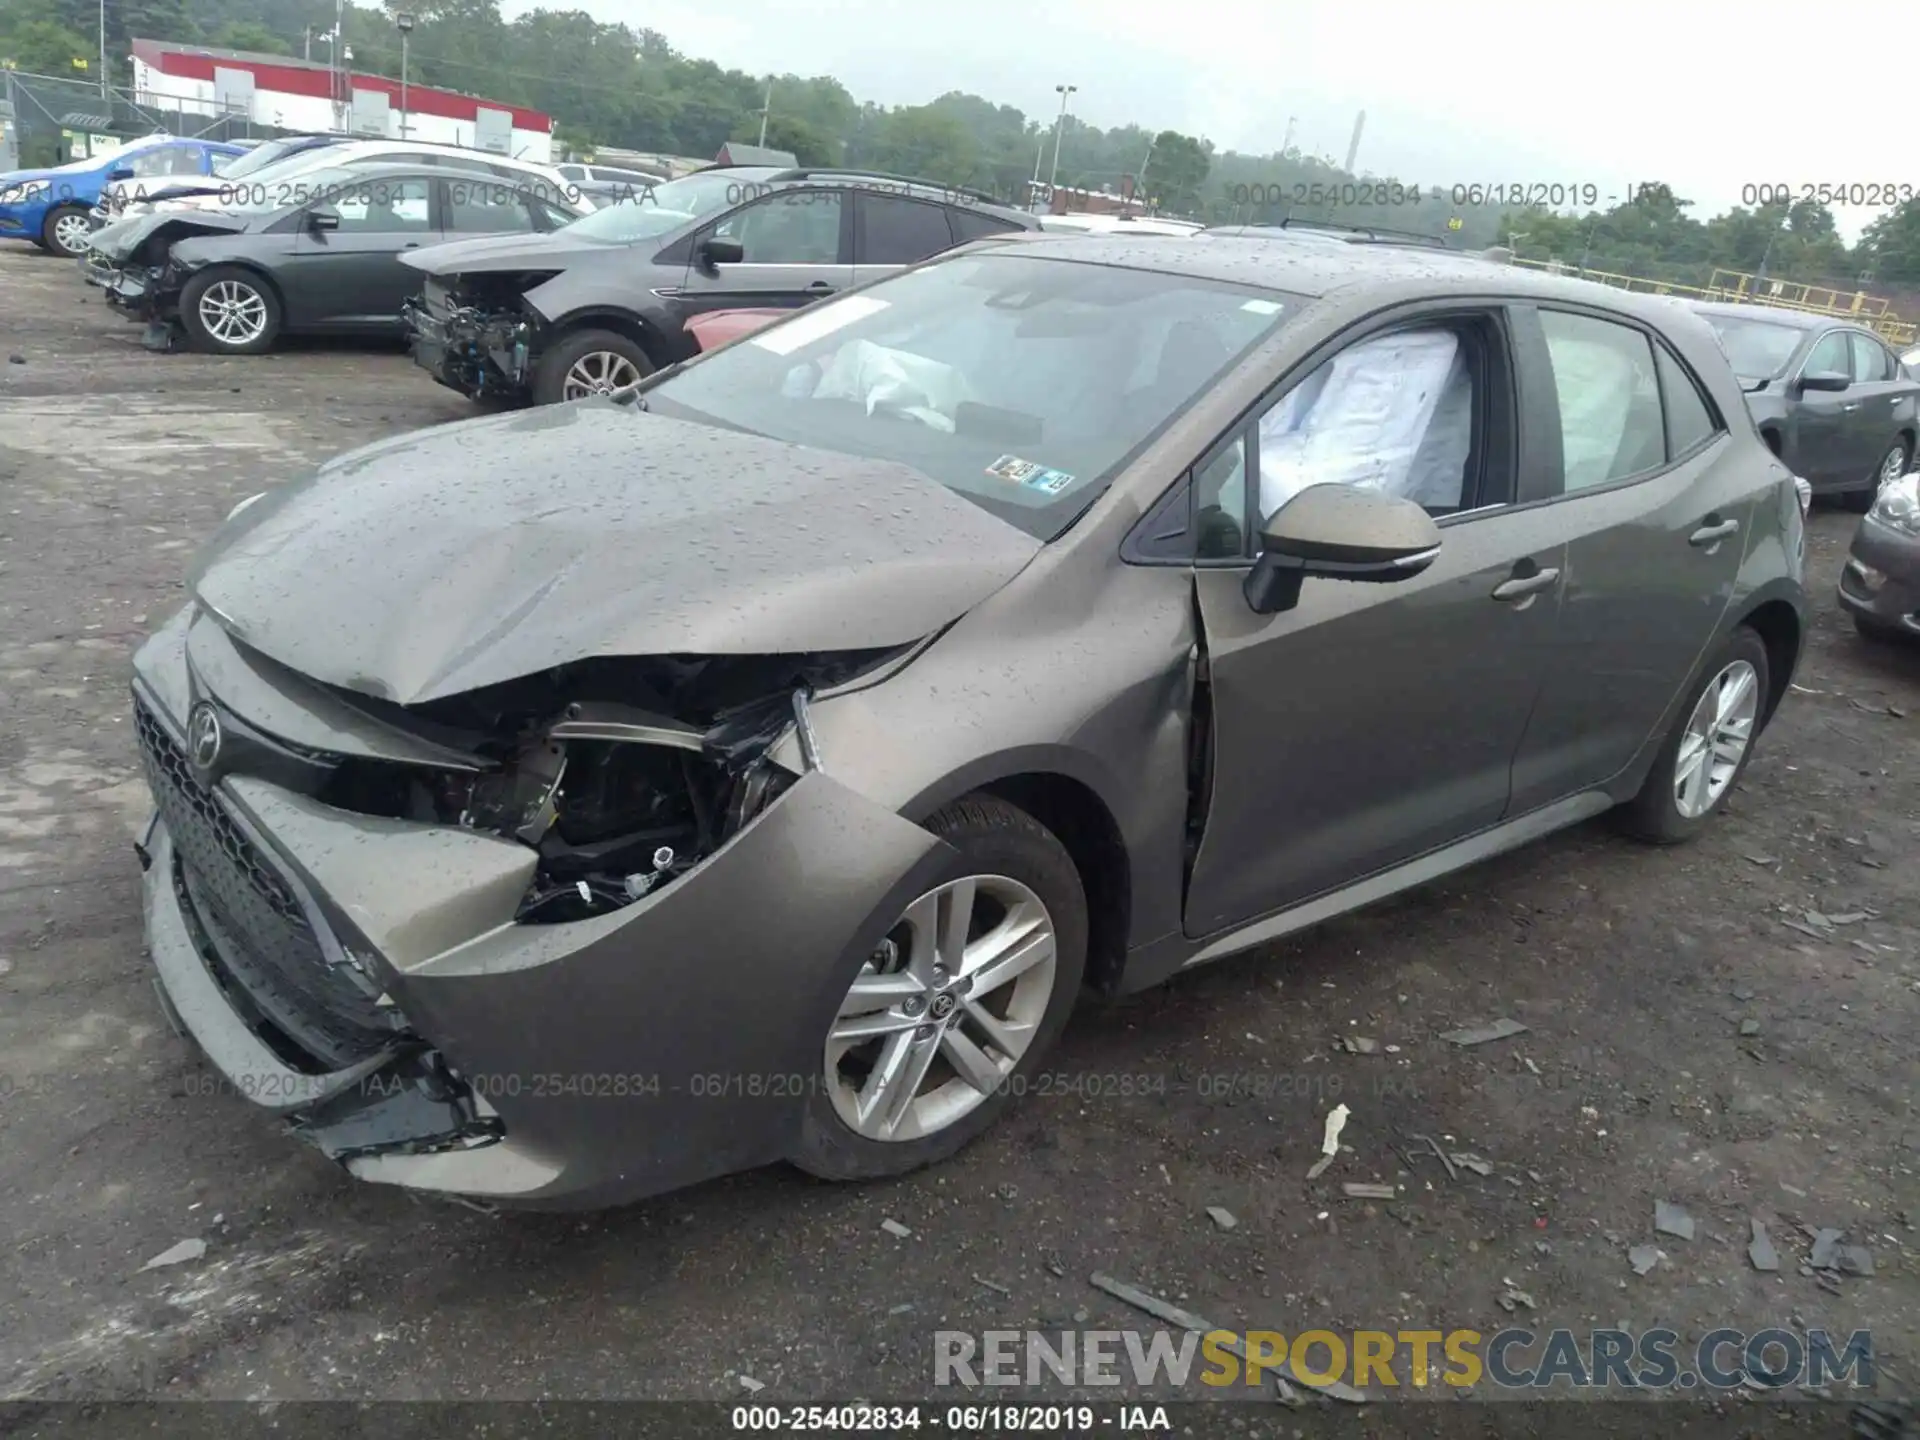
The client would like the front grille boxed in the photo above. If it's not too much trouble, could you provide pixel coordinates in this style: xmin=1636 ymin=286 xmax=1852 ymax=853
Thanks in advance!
xmin=135 ymin=697 xmax=394 ymax=1069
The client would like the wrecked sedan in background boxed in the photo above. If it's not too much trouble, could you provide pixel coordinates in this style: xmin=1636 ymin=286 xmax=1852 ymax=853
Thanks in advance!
xmin=133 ymin=237 xmax=1806 ymax=1208
xmin=89 ymin=165 xmax=587 ymax=354
xmin=400 ymin=166 xmax=1037 ymax=404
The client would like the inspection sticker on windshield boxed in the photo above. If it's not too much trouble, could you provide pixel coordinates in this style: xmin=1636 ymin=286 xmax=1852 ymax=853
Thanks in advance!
xmin=1026 ymin=468 xmax=1076 ymax=494
xmin=987 ymin=455 xmax=1044 ymax=484
xmin=748 ymin=295 xmax=890 ymax=355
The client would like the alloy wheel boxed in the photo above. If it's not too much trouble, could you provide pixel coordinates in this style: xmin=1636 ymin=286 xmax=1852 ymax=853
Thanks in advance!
xmin=1673 ymin=658 xmax=1759 ymax=820
xmin=198 ymin=281 xmax=268 ymax=348
xmin=1879 ymin=445 xmax=1908 ymax=489
xmin=825 ymin=874 xmax=1057 ymax=1143
xmin=561 ymin=350 xmax=642 ymax=399
xmin=52 ymin=212 xmax=91 ymax=255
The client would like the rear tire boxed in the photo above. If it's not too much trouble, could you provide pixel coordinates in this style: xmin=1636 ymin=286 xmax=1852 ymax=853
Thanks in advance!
xmin=1615 ymin=626 xmax=1770 ymax=845
xmin=1848 ymin=439 xmax=1910 ymax=512
xmin=531 ymin=328 xmax=653 ymax=404
xmin=792 ymin=796 xmax=1088 ymax=1183
xmin=179 ymin=266 xmax=282 ymax=355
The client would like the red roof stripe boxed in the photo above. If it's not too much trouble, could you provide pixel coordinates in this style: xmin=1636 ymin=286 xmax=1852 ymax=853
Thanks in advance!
xmin=132 ymin=39 xmax=551 ymax=133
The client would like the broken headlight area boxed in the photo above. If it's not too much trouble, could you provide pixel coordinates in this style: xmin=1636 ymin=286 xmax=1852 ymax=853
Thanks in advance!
xmin=410 ymin=272 xmax=559 ymax=398
xmin=293 ymin=1050 xmax=502 ymax=1162
xmin=316 ymin=649 xmax=904 ymax=925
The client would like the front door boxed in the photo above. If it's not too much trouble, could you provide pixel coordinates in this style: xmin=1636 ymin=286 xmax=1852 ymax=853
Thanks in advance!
xmin=1184 ymin=308 xmax=1563 ymax=936
xmin=1847 ymin=330 xmax=1909 ymax=485
xmin=1789 ymin=328 xmax=1859 ymax=488
xmin=1505 ymin=305 xmax=1754 ymax=810
xmin=671 ymin=187 xmax=852 ymax=325
xmin=284 ymin=177 xmax=437 ymax=330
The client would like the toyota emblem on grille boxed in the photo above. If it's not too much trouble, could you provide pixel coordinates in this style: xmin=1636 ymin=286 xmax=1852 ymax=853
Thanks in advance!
xmin=186 ymin=701 xmax=223 ymax=771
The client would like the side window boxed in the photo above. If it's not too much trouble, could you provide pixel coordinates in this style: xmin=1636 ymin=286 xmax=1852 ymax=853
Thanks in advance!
xmin=328 ymin=179 xmax=432 ymax=234
xmin=1803 ymin=331 xmax=1850 ymax=380
xmin=557 ymin=163 xmax=588 ymax=181
xmin=127 ymin=145 xmax=191 ymax=177
xmin=711 ymin=190 xmax=843 ymax=263
xmin=1538 ymin=310 xmax=1665 ymax=492
xmin=855 ymin=193 xmax=957 ymax=264
xmin=952 ymin=208 xmax=1023 ymax=242
xmin=1192 ymin=436 xmax=1250 ymax=559
xmin=446 ymin=179 xmax=536 ymax=234
xmin=1256 ymin=325 xmax=1479 ymax=518
xmin=1849 ymin=332 xmax=1892 ymax=383
xmin=528 ymin=197 xmax=573 ymax=230
xmin=1655 ymin=343 xmax=1721 ymax=457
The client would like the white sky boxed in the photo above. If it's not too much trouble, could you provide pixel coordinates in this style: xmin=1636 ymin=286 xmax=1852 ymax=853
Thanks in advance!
xmin=504 ymin=0 xmax=1905 ymax=243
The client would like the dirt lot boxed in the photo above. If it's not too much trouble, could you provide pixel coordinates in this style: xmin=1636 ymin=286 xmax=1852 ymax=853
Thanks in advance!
xmin=0 ymin=242 xmax=1914 ymax=1413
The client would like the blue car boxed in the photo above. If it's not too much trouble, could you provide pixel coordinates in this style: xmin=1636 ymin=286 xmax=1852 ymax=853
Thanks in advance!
xmin=0 ymin=134 xmax=250 ymax=259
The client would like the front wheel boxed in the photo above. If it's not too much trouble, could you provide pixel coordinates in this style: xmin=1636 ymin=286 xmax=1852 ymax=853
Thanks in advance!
xmin=1615 ymin=626 xmax=1770 ymax=844
xmin=792 ymin=797 xmax=1088 ymax=1182
xmin=1846 ymin=439 xmax=1910 ymax=513
xmin=40 ymin=203 xmax=92 ymax=258
xmin=179 ymin=267 xmax=282 ymax=355
xmin=531 ymin=328 xmax=654 ymax=404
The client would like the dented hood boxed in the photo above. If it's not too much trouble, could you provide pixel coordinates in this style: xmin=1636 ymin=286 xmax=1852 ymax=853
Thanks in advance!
xmin=400 ymin=229 xmax=614 ymax=275
xmin=87 ymin=208 xmax=248 ymax=261
xmin=189 ymin=404 xmax=1042 ymax=705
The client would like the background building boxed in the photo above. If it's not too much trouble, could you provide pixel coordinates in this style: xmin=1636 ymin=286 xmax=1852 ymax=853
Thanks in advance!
xmin=127 ymin=38 xmax=552 ymax=161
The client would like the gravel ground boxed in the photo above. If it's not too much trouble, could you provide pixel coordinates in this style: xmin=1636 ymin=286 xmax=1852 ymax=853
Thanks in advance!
xmin=0 ymin=243 xmax=1914 ymax=1412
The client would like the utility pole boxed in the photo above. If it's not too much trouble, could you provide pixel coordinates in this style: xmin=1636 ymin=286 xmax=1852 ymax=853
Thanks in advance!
xmin=1046 ymin=83 xmax=1076 ymax=203
xmin=1029 ymin=134 xmax=1045 ymax=211
xmin=1281 ymin=115 xmax=1297 ymax=154
xmin=98 ymin=0 xmax=108 ymax=101
xmin=395 ymin=13 xmax=414 ymax=139
xmin=303 ymin=27 xmax=312 ymax=61
xmin=1343 ymin=110 xmax=1365 ymax=174
xmin=1133 ymin=136 xmax=1153 ymax=215
xmin=757 ymin=77 xmax=772 ymax=147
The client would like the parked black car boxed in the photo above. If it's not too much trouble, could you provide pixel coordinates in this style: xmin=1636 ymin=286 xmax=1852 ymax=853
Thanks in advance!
xmin=401 ymin=166 xmax=1041 ymax=404
xmin=88 ymin=164 xmax=581 ymax=354
xmin=1691 ymin=301 xmax=1920 ymax=509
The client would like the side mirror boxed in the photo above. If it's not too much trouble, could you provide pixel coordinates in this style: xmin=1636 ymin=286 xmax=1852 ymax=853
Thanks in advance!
xmin=1242 ymin=483 xmax=1442 ymax=615
xmin=106 ymin=166 xmax=134 ymax=182
xmin=308 ymin=206 xmax=340 ymax=232
xmin=697 ymin=236 xmax=744 ymax=270
xmin=1797 ymin=370 xmax=1850 ymax=393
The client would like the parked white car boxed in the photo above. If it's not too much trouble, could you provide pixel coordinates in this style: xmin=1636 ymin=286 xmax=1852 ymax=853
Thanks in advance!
xmin=1037 ymin=213 xmax=1202 ymax=236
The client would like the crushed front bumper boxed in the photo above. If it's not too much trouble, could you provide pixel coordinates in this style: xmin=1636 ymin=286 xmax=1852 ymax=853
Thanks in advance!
xmin=403 ymin=288 xmax=531 ymax=401
xmin=132 ymin=617 xmax=948 ymax=1207
xmin=1837 ymin=514 xmax=1920 ymax=636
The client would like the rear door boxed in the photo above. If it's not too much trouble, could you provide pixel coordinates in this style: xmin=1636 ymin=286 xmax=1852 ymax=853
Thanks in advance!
xmin=850 ymin=190 xmax=963 ymax=286
xmin=1847 ymin=330 xmax=1913 ymax=482
xmin=1504 ymin=305 xmax=1753 ymax=811
xmin=670 ymin=186 xmax=852 ymax=322
xmin=284 ymin=176 xmax=437 ymax=330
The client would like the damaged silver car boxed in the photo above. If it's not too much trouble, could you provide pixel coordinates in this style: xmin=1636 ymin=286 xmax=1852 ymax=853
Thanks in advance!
xmin=133 ymin=236 xmax=1807 ymax=1207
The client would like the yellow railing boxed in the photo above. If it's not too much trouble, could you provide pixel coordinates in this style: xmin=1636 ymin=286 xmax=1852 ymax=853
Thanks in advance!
xmin=1508 ymin=257 xmax=1916 ymax=347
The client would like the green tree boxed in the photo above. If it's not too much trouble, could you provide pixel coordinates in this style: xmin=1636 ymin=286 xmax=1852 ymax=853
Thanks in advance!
xmin=1862 ymin=198 xmax=1920 ymax=285
xmin=1143 ymin=130 xmax=1208 ymax=215
xmin=729 ymin=113 xmax=833 ymax=166
xmin=207 ymin=21 xmax=294 ymax=54
xmin=0 ymin=19 xmax=94 ymax=74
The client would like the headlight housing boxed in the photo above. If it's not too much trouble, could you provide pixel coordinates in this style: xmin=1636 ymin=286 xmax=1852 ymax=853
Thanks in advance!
xmin=1868 ymin=474 xmax=1920 ymax=536
xmin=0 ymin=180 xmax=51 ymax=206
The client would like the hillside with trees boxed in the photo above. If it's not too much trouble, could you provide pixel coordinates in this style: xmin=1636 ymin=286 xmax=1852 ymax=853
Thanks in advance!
xmin=11 ymin=0 xmax=1920 ymax=293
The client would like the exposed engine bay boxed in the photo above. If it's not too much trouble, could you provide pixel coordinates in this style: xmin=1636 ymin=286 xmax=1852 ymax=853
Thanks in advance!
xmin=313 ymin=649 xmax=902 ymax=924
xmin=405 ymin=273 xmax=560 ymax=400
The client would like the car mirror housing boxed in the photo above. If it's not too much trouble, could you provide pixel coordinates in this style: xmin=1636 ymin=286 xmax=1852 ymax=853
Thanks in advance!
xmin=1243 ymin=483 xmax=1442 ymax=615
xmin=697 ymin=236 xmax=744 ymax=269
xmin=1797 ymin=370 xmax=1850 ymax=393
xmin=308 ymin=207 xmax=341 ymax=232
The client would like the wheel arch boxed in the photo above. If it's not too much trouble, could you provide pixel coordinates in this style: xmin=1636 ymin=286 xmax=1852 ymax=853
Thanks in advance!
xmin=179 ymin=256 xmax=288 ymax=318
xmin=1731 ymin=592 xmax=1803 ymax=725
xmin=902 ymin=754 xmax=1136 ymax=996
xmin=541 ymin=307 xmax=673 ymax=367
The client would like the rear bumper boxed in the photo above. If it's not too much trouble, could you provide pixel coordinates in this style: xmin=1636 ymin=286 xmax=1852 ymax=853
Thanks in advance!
xmin=132 ymin=615 xmax=947 ymax=1207
xmin=1837 ymin=514 xmax=1920 ymax=635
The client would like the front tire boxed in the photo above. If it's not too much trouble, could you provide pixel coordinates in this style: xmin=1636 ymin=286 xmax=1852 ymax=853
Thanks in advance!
xmin=179 ymin=267 xmax=282 ymax=355
xmin=1846 ymin=439 xmax=1910 ymax=513
xmin=792 ymin=796 xmax=1088 ymax=1183
xmin=531 ymin=328 xmax=653 ymax=404
xmin=40 ymin=203 xmax=91 ymax=258
xmin=1615 ymin=626 xmax=1770 ymax=844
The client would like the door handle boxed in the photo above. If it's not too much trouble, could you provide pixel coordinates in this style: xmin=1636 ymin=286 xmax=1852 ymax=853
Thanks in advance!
xmin=805 ymin=281 xmax=835 ymax=293
xmin=1491 ymin=567 xmax=1560 ymax=601
xmin=1690 ymin=517 xmax=1741 ymax=546
xmin=1842 ymin=401 xmax=1860 ymax=411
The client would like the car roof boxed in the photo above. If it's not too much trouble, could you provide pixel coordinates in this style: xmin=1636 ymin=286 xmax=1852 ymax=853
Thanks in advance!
xmin=303 ymin=160 xmax=560 ymax=189
xmin=1687 ymin=301 xmax=1834 ymax=331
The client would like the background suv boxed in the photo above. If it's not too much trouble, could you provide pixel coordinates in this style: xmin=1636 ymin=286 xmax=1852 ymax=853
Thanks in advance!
xmin=401 ymin=166 xmax=1041 ymax=404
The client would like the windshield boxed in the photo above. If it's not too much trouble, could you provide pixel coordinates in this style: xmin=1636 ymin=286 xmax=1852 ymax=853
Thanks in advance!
xmin=554 ymin=170 xmax=749 ymax=242
xmin=1702 ymin=315 xmax=1805 ymax=379
xmin=643 ymin=252 xmax=1296 ymax=540
xmin=219 ymin=138 xmax=318 ymax=180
